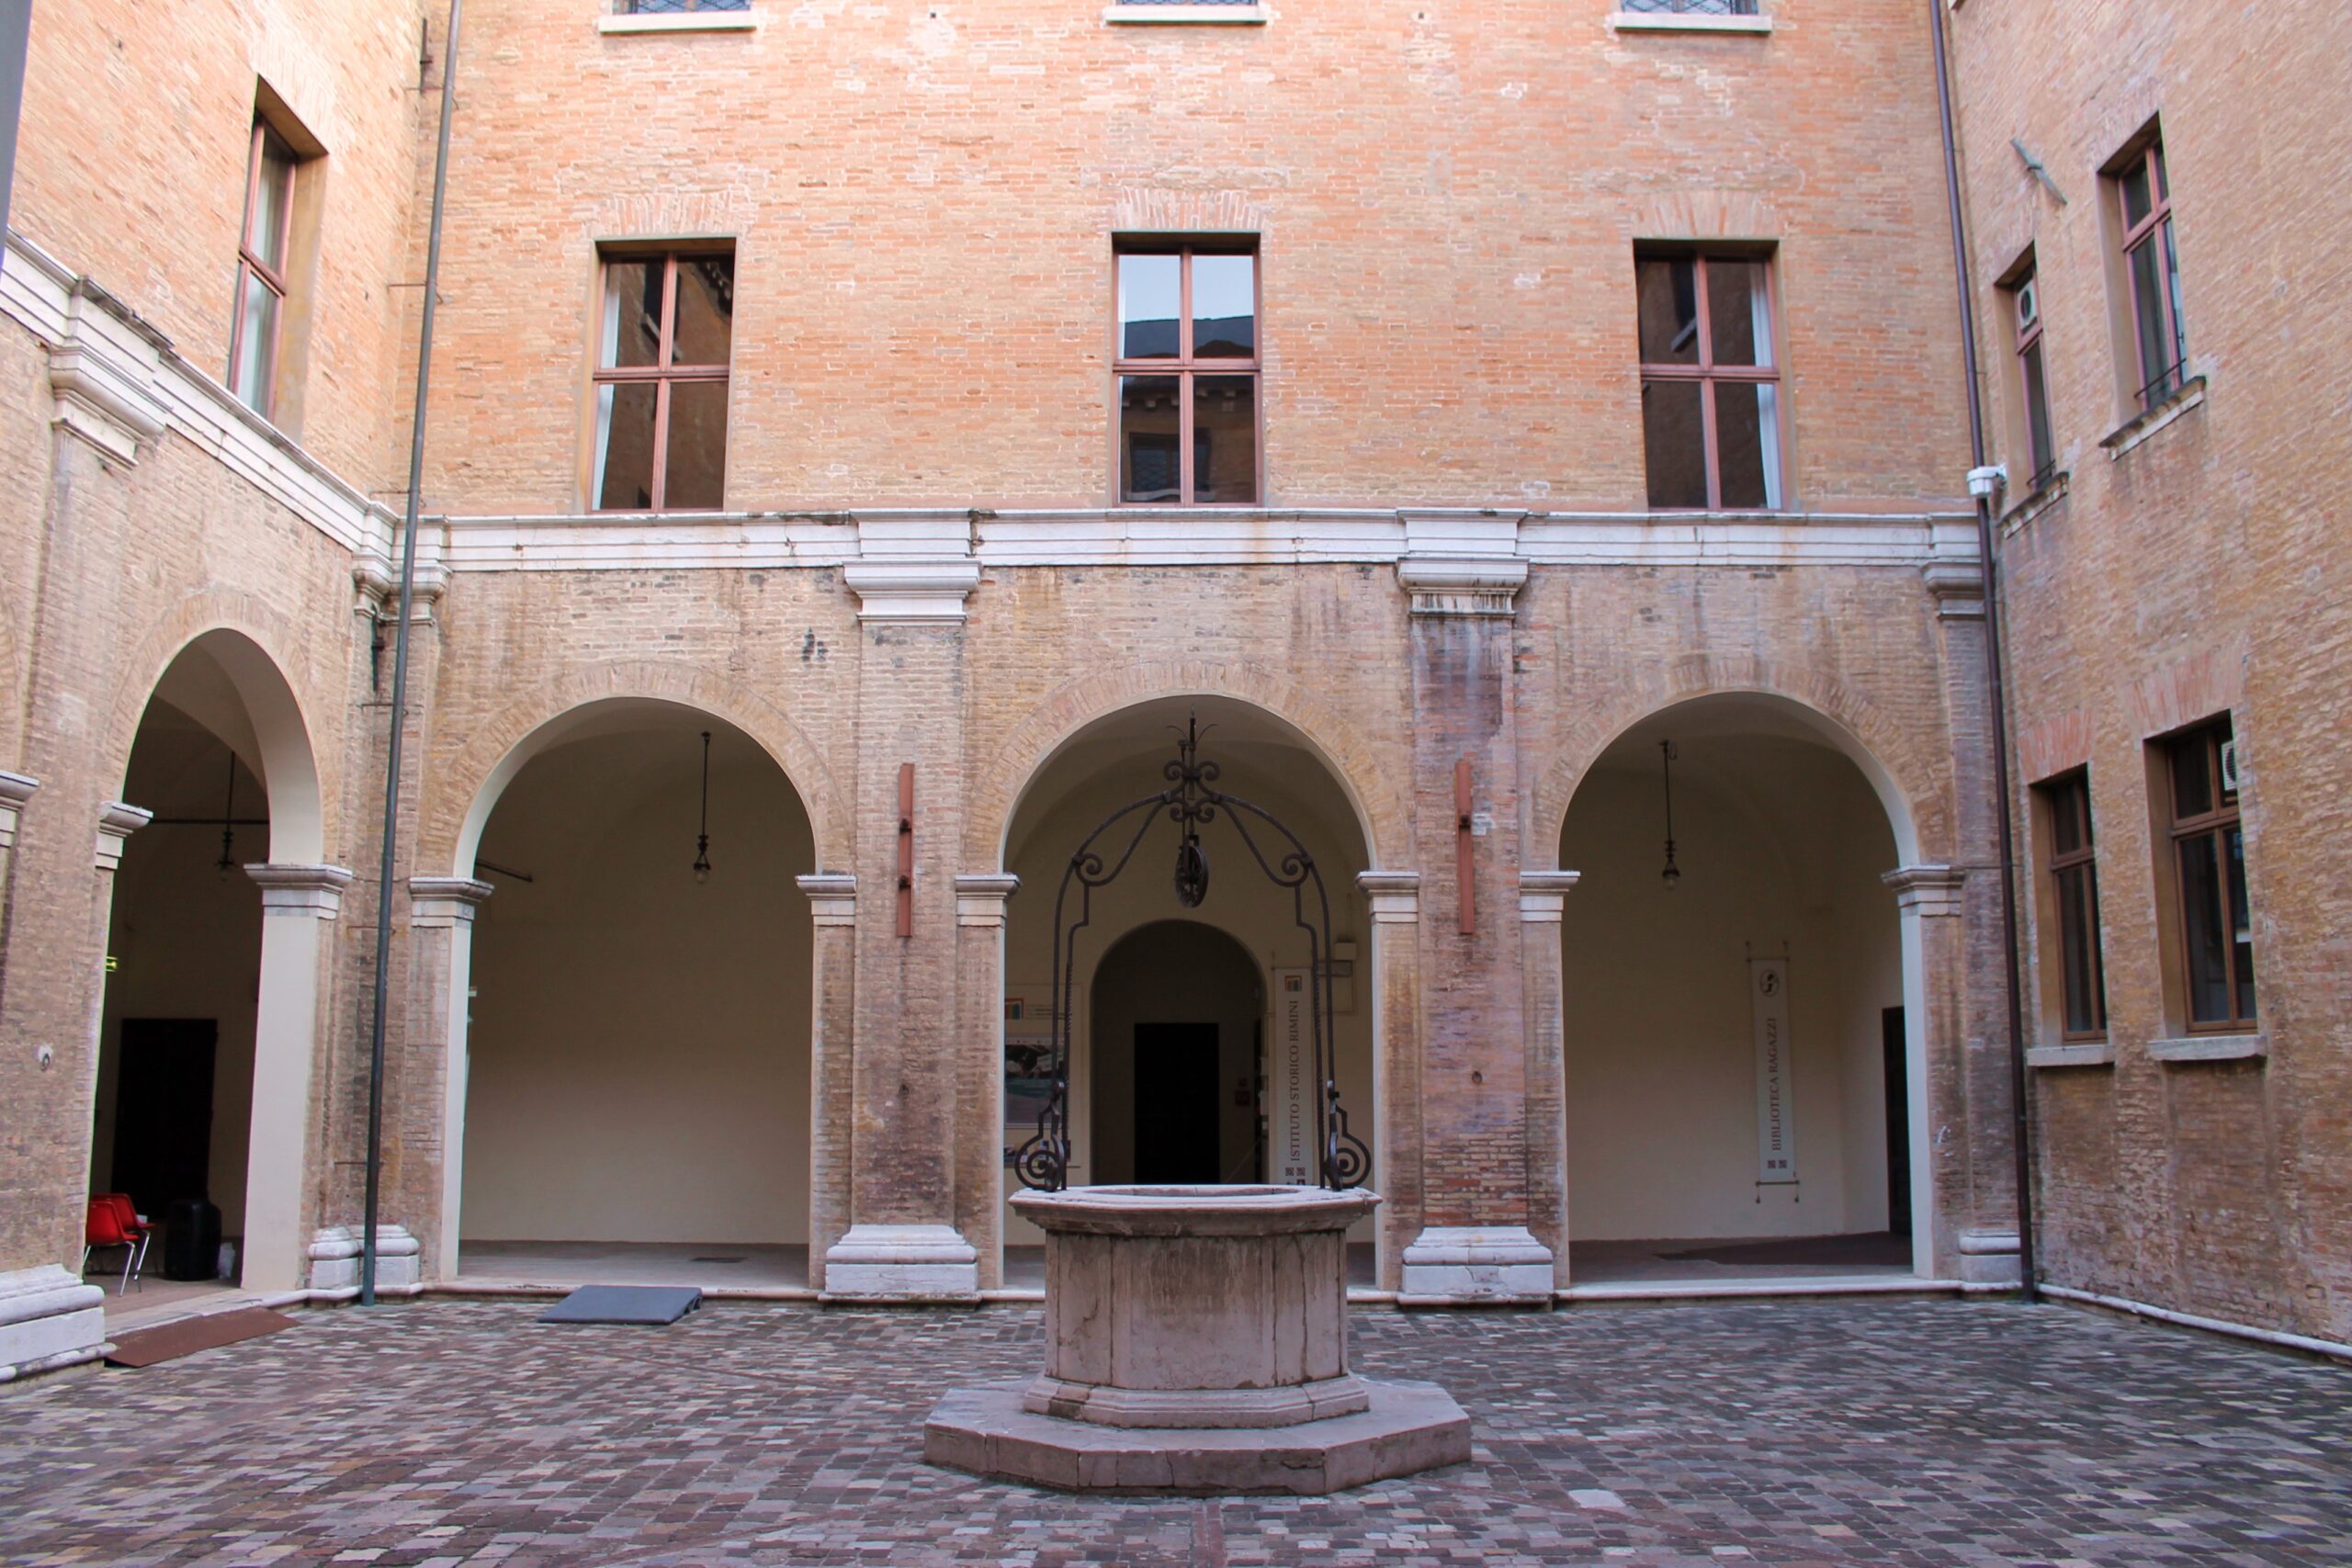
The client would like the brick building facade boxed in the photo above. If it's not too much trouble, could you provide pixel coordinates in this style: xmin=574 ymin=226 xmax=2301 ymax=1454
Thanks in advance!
xmin=0 ymin=0 xmax=2339 ymax=1378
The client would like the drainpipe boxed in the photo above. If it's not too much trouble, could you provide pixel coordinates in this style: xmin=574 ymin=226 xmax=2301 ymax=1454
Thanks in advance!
xmin=363 ymin=0 xmax=462 ymax=1307
xmin=1928 ymin=0 xmax=2037 ymax=1303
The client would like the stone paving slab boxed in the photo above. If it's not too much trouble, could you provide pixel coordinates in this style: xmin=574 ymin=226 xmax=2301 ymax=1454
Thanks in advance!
xmin=1 ymin=1297 xmax=2347 ymax=1566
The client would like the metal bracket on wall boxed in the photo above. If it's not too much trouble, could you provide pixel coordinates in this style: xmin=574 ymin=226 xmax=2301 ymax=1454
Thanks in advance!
xmin=897 ymin=762 xmax=915 ymax=938
xmin=1454 ymin=758 xmax=1475 ymax=937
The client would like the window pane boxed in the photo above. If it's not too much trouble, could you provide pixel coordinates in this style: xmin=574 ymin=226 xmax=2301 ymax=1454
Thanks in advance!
xmin=246 ymin=137 xmax=293 ymax=271
xmin=2015 ymin=275 xmax=2038 ymax=333
xmin=2128 ymin=240 xmax=2173 ymax=400
xmin=1706 ymin=259 xmax=1770 ymax=367
xmin=232 ymin=269 xmax=279 ymax=412
xmin=1713 ymin=381 xmax=1780 ymax=509
xmin=1641 ymin=379 xmax=1707 ymax=508
xmin=1192 ymin=376 xmax=1256 ymax=503
xmin=2022 ymin=338 xmax=2054 ymax=481
xmin=594 ymin=381 xmax=658 ymax=509
xmin=2226 ymin=824 xmax=2256 ymax=1022
xmin=602 ymin=260 xmax=662 ymax=369
xmin=2169 ymin=731 xmax=2213 ymax=820
xmin=2059 ymin=864 xmax=2104 ymax=1035
xmin=2050 ymin=774 xmax=2085 ymax=855
xmin=1119 ymin=375 xmax=1182 ymax=502
xmin=1118 ymin=254 xmax=1181 ymax=360
xmin=2161 ymin=220 xmax=2187 ymax=369
xmin=2120 ymin=157 xmax=2154 ymax=229
xmin=672 ymin=256 xmax=734 ymax=367
xmin=2179 ymin=831 xmax=2231 ymax=1024
xmin=1191 ymin=254 xmax=1256 ymax=358
xmin=663 ymin=380 xmax=729 ymax=510
xmin=1635 ymin=256 xmax=1700 ymax=365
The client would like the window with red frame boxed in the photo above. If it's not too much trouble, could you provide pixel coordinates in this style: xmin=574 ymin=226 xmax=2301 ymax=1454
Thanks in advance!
xmin=229 ymin=122 xmax=296 ymax=418
xmin=1114 ymin=246 xmax=1259 ymax=505
xmin=1635 ymin=251 xmax=1781 ymax=510
xmin=2164 ymin=718 xmax=2255 ymax=1032
xmin=2115 ymin=137 xmax=2187 ymax=410
xmin=591 ymin=251 xmax=733 ymax=512
xmin=2038 ymin=771 xmax=2107 ymax=1040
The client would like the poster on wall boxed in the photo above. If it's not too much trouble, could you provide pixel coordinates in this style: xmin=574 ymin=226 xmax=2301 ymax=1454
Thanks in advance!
xmin=1750 ymin=956 xmax=1799 ymax=1186
xmin=1269 ymin=967 xmax=1313 ymax=1184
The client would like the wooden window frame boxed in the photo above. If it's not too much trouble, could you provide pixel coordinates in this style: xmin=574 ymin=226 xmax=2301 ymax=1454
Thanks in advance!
xmin=1636 ymin=249 xmax=1783 ymax=511
xmin=2116 ymin=139 xmax=2185 ymax=411
xmin=2008 ymin=265 xmax=2057 ymax=492
xmin=2039 ymin=770 xmax=2107 ymax=1043
xmin=2164 ymin=719 xmax=2255 ymax=1033
xmin=590 ymin=249 xmax=733 ymax=513
xmin=228 ymin=120 xmax=296 ymax=419
xmin=1112 ymin=243 xmax=1261 ymax=506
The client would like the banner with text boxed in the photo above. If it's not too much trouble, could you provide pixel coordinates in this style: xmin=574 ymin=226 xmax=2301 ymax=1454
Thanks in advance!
xmin=1750 ymin=956 xmax=1799 ymax=1185
xmin=1271 ymin=967 xmax=1313 ymax=1184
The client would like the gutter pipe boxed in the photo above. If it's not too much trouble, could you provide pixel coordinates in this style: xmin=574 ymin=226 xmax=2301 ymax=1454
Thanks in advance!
xmin=1928 ymin=0 xmax=2038 ymax=1302
xmin=363 ymin=0 xmax=462 ymax=1306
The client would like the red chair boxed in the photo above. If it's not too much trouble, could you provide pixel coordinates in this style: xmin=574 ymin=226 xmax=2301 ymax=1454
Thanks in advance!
xmin=96 ymin=1193 xmax=155 ymax=1279
xmin=83 ymin=1199 xmax=145 ymax=1295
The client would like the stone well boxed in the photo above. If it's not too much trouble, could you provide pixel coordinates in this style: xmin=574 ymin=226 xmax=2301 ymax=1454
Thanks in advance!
xmin=925 ymin=1185 xmax=1470 ymax=1495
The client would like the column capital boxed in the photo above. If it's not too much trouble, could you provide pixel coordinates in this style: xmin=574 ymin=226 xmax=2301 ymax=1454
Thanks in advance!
xmin=409 ymin=875 xmax=494 ymax=928
xmin=797 ymin=873 xmax=858 ymax=926
xmin=0 ymin=770 xmax=37 ymax=851
xmin=1882 ymin=863 xmax=1966 ymax=917
xmin=246 ymin=863 xmax=356 ymax=919
xmin=1396 ymin=512 xmax=1529 ymax=616
xmin=1357 ymin=870 xmax=1420 ymax=922
xmin=1517 ymin=868 xmax=1582 ymax=922
xmin=954 ymin=873 xmax=1021 ymax=927
xmin=95 ymin=801 xmax=153 ymax=872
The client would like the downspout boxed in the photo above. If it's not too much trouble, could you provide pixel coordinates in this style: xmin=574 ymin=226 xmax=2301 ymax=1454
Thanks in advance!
xmin=1928 ymin=0 xmax=2037 ymax=1302
xmin=363 ymin=0 xmax=462 ymax=1306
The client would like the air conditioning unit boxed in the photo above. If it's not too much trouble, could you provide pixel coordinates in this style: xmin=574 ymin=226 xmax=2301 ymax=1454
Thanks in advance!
xmin=2219 ymin=738 xmax=2240 ymax=793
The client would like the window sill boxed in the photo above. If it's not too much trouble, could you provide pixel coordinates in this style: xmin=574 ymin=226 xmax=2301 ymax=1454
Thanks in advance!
xmin=1608 ymin=12 xmax=1773 ymax=34
xmin=1103 ymin=4 xmax=1267 ymax=23
xmin=2026 ymin=1041 xmax=2115 ymax=1069
xmin=2148 ymin=1032 xmax=2265 ymax=1064
xmin=2099 ymin=375 xmax=2206 ymax=461
xmin=597 ymin=13 xmax=759 ymax=35
xmin=1998 ymin=470 xmax=2069 ymax=536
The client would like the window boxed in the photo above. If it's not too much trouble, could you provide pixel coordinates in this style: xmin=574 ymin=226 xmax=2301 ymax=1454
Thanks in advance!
xmin=591 ymin=250 xmax=733 ymax=512
xmin=616 ymin=0 xmax=749 ymax=12
xmin=1114 ymin=245 xmax=1259 ymax=504
xmin=2113 ymin=136 xmax=2186 ymax=410
xmin=1620 ymin=0 xmax=1758 ymax=11
xmin=230 ymin=121 xmax=296 ymax=417
xmin=2007 ymin=265 xmax=2056 ymax=491
xmin=2163 ymin=718 xmax=2254 ymax=1031
xmin=2038 ymin=772 xmax=2107 ymax=1040
xmin=1634 ymin=251 xmax=1781 ymax=510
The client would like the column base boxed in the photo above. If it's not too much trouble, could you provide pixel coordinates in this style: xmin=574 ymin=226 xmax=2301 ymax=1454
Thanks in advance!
xmin=1397 ymin=1225 xmax=1555 ymax=1306
xmin=1956 ymin=1228 xmax=2022 ymax=1285
xmin=820 ymin=1224 xmax=979 ymax=1303
xmin=0 ymin=1265 xmax=107 ymax=1382
xmin=309 ymin=1224 xmax=422 ymax=1292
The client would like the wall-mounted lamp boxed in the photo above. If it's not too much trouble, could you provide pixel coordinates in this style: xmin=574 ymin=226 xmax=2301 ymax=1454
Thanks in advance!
xmin=1658 ymin=739 xmax=1681 ymax=891
xmin=692 ymin=730 xmax=713 ymax=886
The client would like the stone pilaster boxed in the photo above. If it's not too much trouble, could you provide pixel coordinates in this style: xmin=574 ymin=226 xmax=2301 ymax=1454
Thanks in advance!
xmin=407 ymin=875 xmax=493 ymax=1280
xmin=797 ymin=874 xmax=859 ymax=1294
xmin=1517 ymin=870 xmax=1580 ymax=1290
xmin=1357 ymin=871 xmax=1422 ymax=1288
xmin=953 ymin=873 xmax=1019 ymax=1290
xmin=0 ymin=772 xmax=36 ymax=1000
xmin=240 ymin=863 xmax=353 ymax=1292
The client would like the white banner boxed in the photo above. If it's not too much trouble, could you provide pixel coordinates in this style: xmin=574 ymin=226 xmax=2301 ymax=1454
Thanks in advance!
xmin=1270 ymin=967 xmax=1313 ymax=1184
xmin=1750 ymin=956 xmax=1798 ymax=1186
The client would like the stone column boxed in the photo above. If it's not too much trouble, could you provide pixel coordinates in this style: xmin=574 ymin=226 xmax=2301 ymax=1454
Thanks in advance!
xmin=1518 ymin=870 xmax=1580 ymax=1290
xmin=238 ymin=863 xmax=354 ymax=1292
xmin=953 ymin=874 xmax=1019 ymax=1290
xmin=408 ymin=875 xmax=492 ymax=1283
xmin=1357 ymin=871 xmax=1421 ymax=1289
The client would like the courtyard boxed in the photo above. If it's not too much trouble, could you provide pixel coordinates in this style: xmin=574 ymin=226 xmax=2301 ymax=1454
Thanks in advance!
xmin=3 ymin=1298 xmax=2346 ymax=1566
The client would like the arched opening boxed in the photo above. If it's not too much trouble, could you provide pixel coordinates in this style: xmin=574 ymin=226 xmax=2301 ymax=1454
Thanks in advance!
xmin=1559 ymin=692 xmax=1925 ymax=1285
xmin=91 ymin=629 xmax=323 ymax=1306
xmin=452 ymin=700 xmax=817 ymax=1289
xmin=1090 ymin=921 xmax=1264 ymax=1185
xmin=999 ymin=694 xmax=1377 ymax=1287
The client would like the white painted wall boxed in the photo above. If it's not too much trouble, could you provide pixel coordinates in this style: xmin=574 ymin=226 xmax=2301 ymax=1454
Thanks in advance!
xmin=460 ymin=729 xmax=814 ymax=1244
xmin=1559 ymin=735 xmax=1902 ymax=1241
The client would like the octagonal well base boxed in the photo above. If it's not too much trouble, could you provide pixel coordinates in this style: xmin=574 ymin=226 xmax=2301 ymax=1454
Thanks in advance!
xmin=924 ymin=1377 xmax=1471 ymax=1495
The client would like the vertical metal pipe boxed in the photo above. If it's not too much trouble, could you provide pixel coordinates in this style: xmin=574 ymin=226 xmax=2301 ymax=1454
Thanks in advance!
xmin=1928 ymin=0 xmax=2037 ymax=1302
xmin=362 ymin=0 xmax=462 ymax=1307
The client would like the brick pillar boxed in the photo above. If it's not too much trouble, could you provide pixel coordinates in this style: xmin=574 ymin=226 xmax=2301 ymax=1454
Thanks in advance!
xmin=953 ymin=873 xmax=1019 ymax=1290
xmin=1392 ymin=516 xmax=1553 ymax=1304
xmin=1518 ymin=870 xmax=1581 ymax=1290
xmin=0 ymin=771 xmax=34 ymax=996
xmin=238 ymin=863 xmax=354 ymax=1292
xmin=797 ymin=874 xmax=858 ymax=1292
xmin=406 ymin=875 xmax=492 ymax=1283
xmin=1358 ymin=871 xmax=1422 ymax=1290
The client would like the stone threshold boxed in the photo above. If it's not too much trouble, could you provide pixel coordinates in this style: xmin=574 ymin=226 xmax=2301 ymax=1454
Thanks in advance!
xmin=1560 ymin=1275 xmax=1996 ymax=1304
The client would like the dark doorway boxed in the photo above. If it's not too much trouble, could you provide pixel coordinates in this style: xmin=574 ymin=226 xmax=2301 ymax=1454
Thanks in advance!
xmin=110 ymin=1019 xmax=218 ymax=1216
xmin=1882 ymin=1007 xmax=1912 ymax=1236
xmin=1133 ymin=1023 xmax=1220 ymax=1183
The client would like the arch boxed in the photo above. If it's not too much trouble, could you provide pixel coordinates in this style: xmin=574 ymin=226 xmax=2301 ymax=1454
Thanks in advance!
xmin=967 ymin=660 xmax=1408 ymax=872
xmin=1532 ymin=657 xmax=1946 ymax=868
xmin=1088 ymin=919 xmax=1267 ymax=1187
xmin=424 ymin=660 xmax=848 ymax=876
xmin=107 ymin=611 xmax=326 ymax=864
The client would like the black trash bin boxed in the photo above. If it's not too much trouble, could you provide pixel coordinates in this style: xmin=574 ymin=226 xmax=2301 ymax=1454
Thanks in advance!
xmin=163 ymin=1198 xmax=221 ymax=1281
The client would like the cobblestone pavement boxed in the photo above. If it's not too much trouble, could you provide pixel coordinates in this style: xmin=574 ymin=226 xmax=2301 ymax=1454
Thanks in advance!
xmin=5 ymin=1297 xmax=2349 ymax=1566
